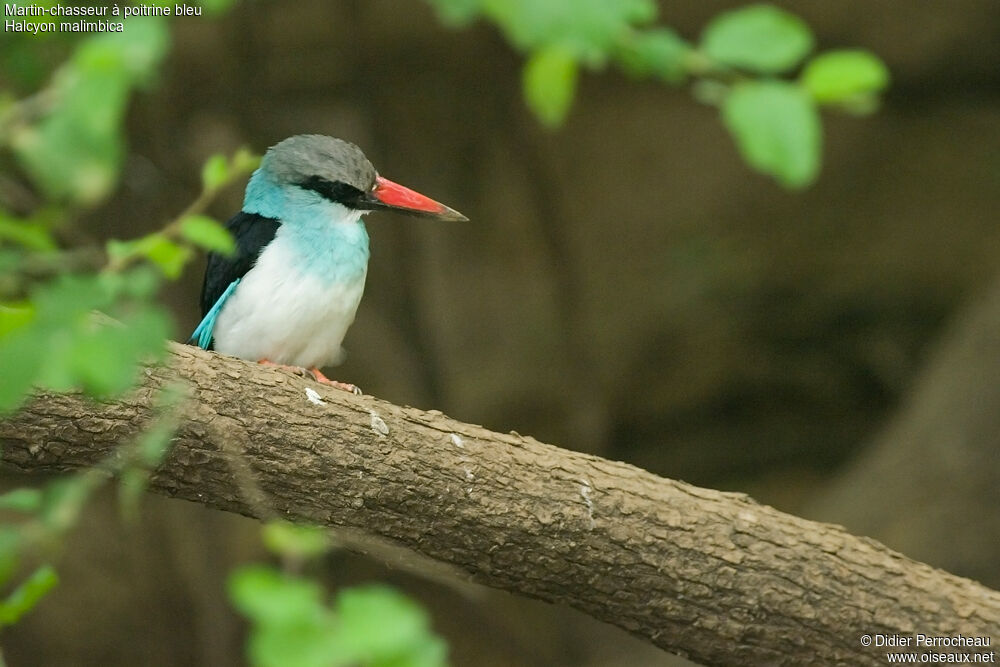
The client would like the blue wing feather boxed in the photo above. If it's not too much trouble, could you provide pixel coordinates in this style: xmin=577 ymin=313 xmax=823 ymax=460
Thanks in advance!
xmin=192 ymin=211 xmax=280 ymax=351
xmin=189 ymin=278 xmax=240 ymax=349
xmin=200 ymin=212 xmax=280 ymax=315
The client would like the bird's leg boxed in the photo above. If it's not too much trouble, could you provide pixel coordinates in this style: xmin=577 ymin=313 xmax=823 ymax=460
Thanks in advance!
xmin=308 ymin=367 xmax=362 ymax=396
xmin=257 ymin=360 xmax=361 ymax=395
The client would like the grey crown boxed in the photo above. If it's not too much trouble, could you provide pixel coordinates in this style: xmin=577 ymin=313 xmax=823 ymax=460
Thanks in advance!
xmin=263 ymin=135 xmax=376 ymax=192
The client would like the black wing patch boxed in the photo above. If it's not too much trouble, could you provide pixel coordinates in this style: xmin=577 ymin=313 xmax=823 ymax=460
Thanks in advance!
xmin=200 ymin=211 xmax=281 ymax=316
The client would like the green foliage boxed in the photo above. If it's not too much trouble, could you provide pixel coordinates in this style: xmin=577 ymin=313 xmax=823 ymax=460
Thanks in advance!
xmin=332 ymin=586 xmax=447 ymax=667
xmin=107 ymin=235 xmax=192 ymax=279
xmin=700 ymin=4 xmax=813 ymax=74
xmin=0 ymin=565 xmax=58 ymax=628
xmin=801 ymin=49 xmax=890 ymax=109
xmin=476 ymin=0 xmax=656 ymax=65
xmin=430 ymin=0 xmax=672 ymax=127
xmin=201 ymin=153 xmax=232 ymax=191
xmin=523 ymin=46 xmax=578 ymax=127
xmin=229 ymin=567 xmax=447 ymax=667
xmin=0 ymin=489 xmax=43 ymax=514
xmin=0 ymin=527 xmax=21 ymax=585
xmin=0 ymin=301 xmax=35 ymax=338
xmin=0 ymin=211 xmax=57 ymax=252
xmin=426 ymin=0 xmax=888 ymax=188
xmin=428 ymin=0 xmax=481 ymax=26
xmin=179 ymin=215 xmax=236 ymax=256
xmin=262 ymin=521 xmax=331 ymax=561
xmin=199 ymin=148 xmax=259 ymax=193
xmin=7 ymin=18 xmax=170 ymax=205
xmin=0 ymin=4 xmax=258 ymax=639
xmin=722 ymin=81 xmax=821 ymax=188
xmin=232 ymin=522 xmax=447 ymax=666
xmin=0 ymin=270 xmax=171 ymax=412
xmin=616 ymin=28 xmax=690 ymax=83
xmin=103 ymin=149 xmax=256 ymax=274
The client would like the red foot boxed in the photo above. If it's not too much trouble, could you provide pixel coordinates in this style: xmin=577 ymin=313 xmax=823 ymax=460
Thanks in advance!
xmin=257 ymin=360 xmax=361 ymax=395
xmin=309 ymin=367 xmax=362 ymax=395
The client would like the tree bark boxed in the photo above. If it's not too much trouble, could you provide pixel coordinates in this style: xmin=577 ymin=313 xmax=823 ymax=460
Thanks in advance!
xmin=1 ymin=343 xmax=997 ymax=666
xmin=807 ymin=277 xmax=1000 ymax=589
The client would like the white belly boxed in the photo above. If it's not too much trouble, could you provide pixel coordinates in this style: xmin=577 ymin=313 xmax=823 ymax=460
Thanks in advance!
xmin=212 ymin=239 xmax=367 ymax=368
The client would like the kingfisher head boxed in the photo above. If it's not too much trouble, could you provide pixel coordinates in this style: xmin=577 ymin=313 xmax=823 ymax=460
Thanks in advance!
xmin=245 ymin=134 xmax=467 ymax=222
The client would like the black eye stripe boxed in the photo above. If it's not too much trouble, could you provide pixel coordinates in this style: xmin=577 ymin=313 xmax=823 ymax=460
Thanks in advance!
xmin=297 ymin=176 xmax=367 ymax=206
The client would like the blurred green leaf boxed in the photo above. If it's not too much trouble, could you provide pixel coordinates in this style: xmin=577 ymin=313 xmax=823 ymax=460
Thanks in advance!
xmin=480 ymin=0 xmax=656 ymax=65
xmin=66 ymin=331 xmax=139 ymax=396
xmin=143 ymin=237 xmax=192 ymax=278
xmin=0 ymin=272 xmax=170 ymax=413
xmin=801 ymin=49 xmax=890 ymax=105
xmin=250 ymin=617 xmax=345 ymax=667
xmin=429 ymin=0 xmax=483 ymax=27
xmin=616 ymin=28 xmax=691 ymax=83
xmin=201 ymin=154 xmax=230 ymax=191
xmin=0 ymin=326 xmax=47 ymax=411
xmin=82 ymin=16 xmax=170 ymax=85
xmin=230 ymin=565 xmax=447 ymax=667
xmin=180 ymin=215 xmax=235 ymax=256
xmin=9 ymin=17 xmax=170 ymax=204
xmin=232 ymin=147 xmax=262 ymax=175
xmin=523 ymin=46 xmax=579 ymax=127
xmin=0 ymin=526 xmax=20 ymax=587
xmin=101 ymin=265 xmax=161 ymax=299
xmin=701 ymin=4 xmax=813 ymax=74
xmin=2 ymin=274 xmax=113 ymax=405
xmin=332 ymin=585 xmax=448 ymax=667
xmin=229 ymin=565 xmax=327 ymax=628
xmin=105 ymin=239 xmax=132 ymax=264
xmin=0 ymin=248 xmax=21 ymax=273
xmin=0 ymin=214 xmax=56 ymax=251
xmin=109 ymin=234 xmax=192 ymax=278
xmin=0 ymin=301 xmax=35 ymax=338
xmin=262 ymin=521 xmax=330 ymax=560
xmin=722 ymin=80 xmax=821 ymax=188
xmin=0 ymin=564 xmax=58 ymax=628
xmin=0 ymin=488 xmax=43 ymax=514
xmin=64 ymin=307 xmax=169 ymax=397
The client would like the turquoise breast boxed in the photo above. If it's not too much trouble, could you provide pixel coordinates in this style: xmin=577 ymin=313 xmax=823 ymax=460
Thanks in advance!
xmin=244 ymin=168 xmax=370 ymax=285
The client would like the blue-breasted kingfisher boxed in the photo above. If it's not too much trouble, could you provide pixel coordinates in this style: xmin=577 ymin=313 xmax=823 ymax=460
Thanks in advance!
xmin=190 ymin=134 xmax=467 ymax=393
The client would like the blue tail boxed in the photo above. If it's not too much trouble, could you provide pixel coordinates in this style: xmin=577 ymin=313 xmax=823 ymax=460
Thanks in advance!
xmin=189 ymin=278 xmax=240 ymax=350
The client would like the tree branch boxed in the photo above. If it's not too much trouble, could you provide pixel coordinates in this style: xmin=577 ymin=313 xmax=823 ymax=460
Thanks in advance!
xmin=1 ymin=343 xmax=997 ymax=666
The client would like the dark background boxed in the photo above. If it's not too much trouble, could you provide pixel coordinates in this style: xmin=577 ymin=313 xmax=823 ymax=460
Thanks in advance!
xmin=6 ymin=1 xmax=1000 ymax=664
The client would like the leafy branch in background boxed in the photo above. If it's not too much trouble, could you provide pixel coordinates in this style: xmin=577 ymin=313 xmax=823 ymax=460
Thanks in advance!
xmin=430 ymin=1 xmax=890 ymax=188
xmin=0 ymin=10 xmax=266 ymax=412
xmin=0 ymin=143 xmax=254 ymax=413
xmin=229 ymin=522 xmax=448 ymax=667
xmin=0 ymin=12 xmax=254 ymax=631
